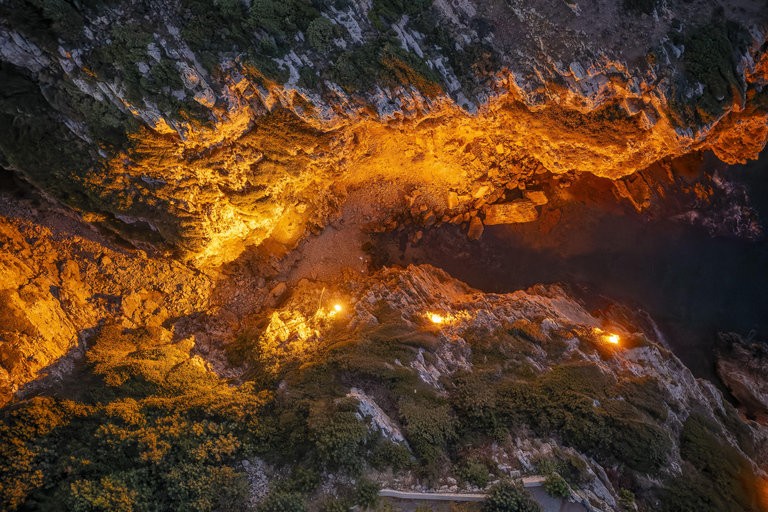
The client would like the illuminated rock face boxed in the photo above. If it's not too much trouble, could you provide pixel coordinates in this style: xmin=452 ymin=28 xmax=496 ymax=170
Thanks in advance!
xmin=484 ymin=200 xmax=538 ymax=225
xmin=0 ymin=0 xmax=767 ymax=264
xmin=0 ymin=215 xmax=211 ymax=405
xmin=229 ymin=264 xmax=768 ymax=503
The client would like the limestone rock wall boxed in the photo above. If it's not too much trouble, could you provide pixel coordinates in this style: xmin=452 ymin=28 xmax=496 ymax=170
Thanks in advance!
xmin=0 ymin=0 xmax=767 ymax=265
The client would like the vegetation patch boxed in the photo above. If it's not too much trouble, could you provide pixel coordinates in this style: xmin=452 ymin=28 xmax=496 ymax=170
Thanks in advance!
xmin=661 ymin=415 xmax=766 ymax=512
xmin=669 ymin=21 xmax=750 ymax=125
xmin=0 ymin=324 xmax=268 ymax=511
xmin=482 ymin=480 xmax=542 ymax=512
xmin=330 ymin=37 xmax=443 ymax=96
xmin=543 ymin=474 xmax=570 ymax=499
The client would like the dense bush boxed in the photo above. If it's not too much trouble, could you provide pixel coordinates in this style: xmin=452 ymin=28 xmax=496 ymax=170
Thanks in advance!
xmin=354 ymin=478 xmax=380 ymax=509
xmin=456 ymin=457 xmax=490 ymax=489
xmin=370 ymin=441 xmax=415 ymax=472
xmin=330 ymin=37 xmax=442 ymax=96
xmin=492 ymin=364 xmax=671 ymax=473
xmin=322 ymin=498 xmax=351 ymax=512
xmin=308 ymin=398 xmax=369 ymax=474
xmin=543 ymin=474 xmax=569 ymax=499
xmin=258 ymin=491 xmax=307 ymax=512
xmin=399 ymin=396 xmax=457 ymax=463
xmin=307 ymin=16 xmax=336 ymax=51
xmin=661 ymin=415 xmax=765 ymax=512
xmin=1 ymin=0 xmax=84 ymax=43
xmin=367 ymin=0 xmax=431 ymax=30
xmin=669 ymin=21 xmax=750 ymax=123
xmin=482 ymin=481 xmax=542 ymax=512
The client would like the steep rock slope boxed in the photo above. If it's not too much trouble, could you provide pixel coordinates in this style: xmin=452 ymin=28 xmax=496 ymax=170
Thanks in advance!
xmin=0 ymin=196 xmax=212 ymax=405
xmin=1 ymin=0 xmax=767 ymax=264
xmin=228 ymin=264 xmax=768 ymax=510
xmin=2 ymin=262 xmax=766 ymax=511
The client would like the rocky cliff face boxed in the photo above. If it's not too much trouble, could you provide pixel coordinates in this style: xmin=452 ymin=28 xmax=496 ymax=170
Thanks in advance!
xmin=1 ymin=0 xmax=767 ymax=265
xmin=717 ymin=332 xmax=768 ymax=427
xmin=6 ymin=240 xmax=766 ymax=509
xmin=0 ymin=197 xmax=213 ymax=405
xmin=0 ymin=176 xmax=768 ymax=511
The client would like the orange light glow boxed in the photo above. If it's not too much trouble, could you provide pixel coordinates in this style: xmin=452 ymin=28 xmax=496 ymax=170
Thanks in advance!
xmin=606 ymin=334 xmax=620 ymax=344
xmin=430 ymin=314 xmax=445 ymax=324
xmin=334 ymin=304 xmax=342 ymax=312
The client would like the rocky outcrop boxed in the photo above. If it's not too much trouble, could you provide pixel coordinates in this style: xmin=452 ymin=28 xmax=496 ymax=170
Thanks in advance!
xmin=484 ymin=200 xmax=538 ymax=225
xmin=717 ymin=332 xmax=768 ymax=426
xmin=0 ymin=202 xmax=211 ymax=405
xmin=0 ymin=0 xmax=767 ymax=265
xmin=235 ymin=263 xmax=768 ymax=510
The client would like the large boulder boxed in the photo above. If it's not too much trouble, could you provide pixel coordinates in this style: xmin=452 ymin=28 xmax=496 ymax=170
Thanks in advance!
xmin=484 ymin=200 xmax=539 ymax=225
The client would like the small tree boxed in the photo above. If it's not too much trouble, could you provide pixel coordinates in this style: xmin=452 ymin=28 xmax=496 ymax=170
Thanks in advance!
xmin=456 ymin=457 xmax=490 ymax=488
xmin=355 ymin=478 xmax=380 ymax=510
xmin=307 ymin=17 xmax=335 ymax=51
xmin=482 ymin=481 xmax=542 ymax=512
xmin=543 ymin=474 xmax=569 ymax=499
xmin=619 ymin=489 xmax=635 ymax=509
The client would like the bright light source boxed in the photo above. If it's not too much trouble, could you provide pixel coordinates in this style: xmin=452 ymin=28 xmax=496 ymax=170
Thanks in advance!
xmin=334 ymin=304 xmax=342 ymax=312
xmin=606 ymin=334 xmax=620 ymax=344
xmin=430 ymin=314 xmax=444 ymax=324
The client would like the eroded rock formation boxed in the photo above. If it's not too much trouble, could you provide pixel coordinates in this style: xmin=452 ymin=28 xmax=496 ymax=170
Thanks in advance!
xmin=717 ymin=332 xmax=768 ymax=427
xmin=0 ymin=199 xmax=212 ymax=404
xmin=0 ymin=0 xmax=767 ymax=264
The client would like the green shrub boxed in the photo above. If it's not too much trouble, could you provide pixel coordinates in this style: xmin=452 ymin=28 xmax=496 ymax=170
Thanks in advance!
xmin=452 ymin=370 xmax=496 ymax=425
xmin=367 ymin=0 xmax=431 ymax=30
xmin=535 ymin=458 xmax=559 ymax=476
xmin=182 ymin=0 xmax=252 ymax=53
xmin=307 ymin=16 xmax=335 ymax=51
xmin=370 ymin=442 xmax=414 ymax=472
xmin=482 ymin=481 xmax=543 ymax=512
xmin=355 ymin=478 xmax=380 ymax=509
xmin=148 ymin=59 xmax=185 ymax=92
xmin=273 ymin=468 xmax=321 ymax=495
xmin=258 ymin=490 xmax=307 ymax=512
xmin=617 ymin=377 xmax=668 ymax=421
xmin=456 ymin=457 xmax=490 ymax=488
xmin=557 ymin=455 xmax=593 ymax=486
xmin=543 ymin=474 xmax=569 ymax=499
xmin=242 ymin=0 xmax=322 ymax=44
xmin=26 ymin=0 xmax=83 ymax=40
xmin=618 ymin=489 xmax=635 ymax=508
xmin=492 ymin=363 xmax=671 ymax=473
xmin=669 ymin=22 xmax=749 ymax=123
xmin=298 ymin=67 xmax=320 ymax=89
xmin=661 ymin=414 xmax=765 ymax=512
xmin=399 ymin=397 xmax=456 ymax=463
xmin=308 ymin=399 xmax=369 ymax=474
xmin=330 ymin=37 xmax=442 ymax=96
xmin=322 ymin=498 xmax=351 ymax=512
